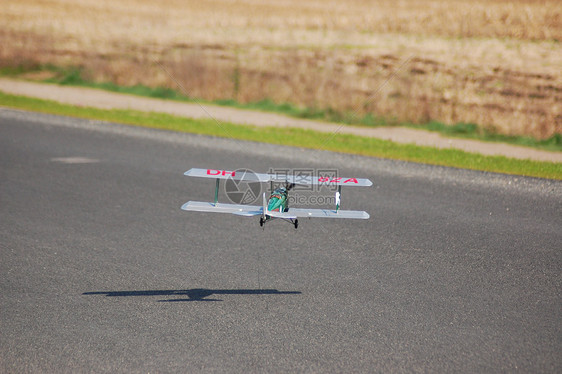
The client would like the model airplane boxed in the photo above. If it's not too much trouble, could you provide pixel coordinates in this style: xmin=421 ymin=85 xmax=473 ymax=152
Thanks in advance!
xmin=181 ymin=168 xmax=372 ymax=229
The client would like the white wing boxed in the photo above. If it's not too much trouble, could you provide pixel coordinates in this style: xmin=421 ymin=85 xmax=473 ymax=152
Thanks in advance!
xmin=184 ymin=168 xmax=270 ymax=182
xmin=184 ymin=168 xmax=372 ymax=187
xmin=283 ymin=175 xmax=373 ymax=187
xmin=182 ymin=201 xmax=368 ymax=220
xmin=266 ymin=211 xmax=297 ymax=219
xmin=289 ymin=208 xmax=369 ymax=219
xmin=181 ymin=201 xmax=262 ymax=215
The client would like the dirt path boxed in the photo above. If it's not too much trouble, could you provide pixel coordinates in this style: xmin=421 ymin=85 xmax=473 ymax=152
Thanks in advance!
xmin=1 ymin=78 xmax=560 ymax=163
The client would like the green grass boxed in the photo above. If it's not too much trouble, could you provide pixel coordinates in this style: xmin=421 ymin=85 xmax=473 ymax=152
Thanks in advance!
xmin=1 ymin=91 xmax=560 ymax=180
xmin=3 ymin=64 xmax=561 ymax=152
xmin=425 ymin=121 xmax=562 ymax=152
xmin=43 ymin=66 xmax=188 ymax=101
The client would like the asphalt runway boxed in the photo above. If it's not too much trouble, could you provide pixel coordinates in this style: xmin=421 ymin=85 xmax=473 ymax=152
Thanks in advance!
xmin=1 ymin=109 xmax=560 ymax=373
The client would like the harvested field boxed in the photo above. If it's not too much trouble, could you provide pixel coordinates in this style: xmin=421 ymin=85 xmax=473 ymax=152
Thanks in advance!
xmin=1 ymin=0 xmax=561 ymax=138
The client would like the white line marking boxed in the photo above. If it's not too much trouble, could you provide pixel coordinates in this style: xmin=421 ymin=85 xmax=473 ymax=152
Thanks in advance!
xmin=50 ymin=157 xmax=100 ymax=164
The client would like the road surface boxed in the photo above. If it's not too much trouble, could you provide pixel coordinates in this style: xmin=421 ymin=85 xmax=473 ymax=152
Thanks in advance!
xmin=1 ymin=109 xmax=560 ymax=372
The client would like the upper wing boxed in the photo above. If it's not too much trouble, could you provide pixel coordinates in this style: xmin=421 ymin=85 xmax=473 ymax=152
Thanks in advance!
xmin=184 ymin=168 xmax=270 ymax=182
xmin=184 ymin=168 xmax=372 ymax=187
xmin=283 ymin=175 xmax=372 ymax=187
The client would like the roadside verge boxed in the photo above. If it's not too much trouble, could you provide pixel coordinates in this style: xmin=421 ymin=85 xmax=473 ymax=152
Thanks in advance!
xmin=0 ymin=80 xmax=560 ymax=180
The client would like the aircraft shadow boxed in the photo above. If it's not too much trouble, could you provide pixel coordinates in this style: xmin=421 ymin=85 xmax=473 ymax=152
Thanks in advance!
xmin=83 ymin=288 xmax=301 ymax=302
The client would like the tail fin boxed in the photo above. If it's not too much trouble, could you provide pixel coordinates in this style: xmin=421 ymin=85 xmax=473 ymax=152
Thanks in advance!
xmin=262 ymin=192 xmax=267 ymax=219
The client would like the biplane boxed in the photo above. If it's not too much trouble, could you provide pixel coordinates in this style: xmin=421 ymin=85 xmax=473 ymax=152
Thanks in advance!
xmin=181 ymin=168 xmax=372 ymax=229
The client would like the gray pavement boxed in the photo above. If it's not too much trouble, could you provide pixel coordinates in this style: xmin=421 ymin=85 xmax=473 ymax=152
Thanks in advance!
xmin=1 ymin=109 xmax=561 ymax=373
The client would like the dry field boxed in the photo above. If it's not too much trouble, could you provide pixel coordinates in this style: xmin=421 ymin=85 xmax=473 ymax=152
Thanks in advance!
xmin=1 ymin=0 xmax=561 ymax=138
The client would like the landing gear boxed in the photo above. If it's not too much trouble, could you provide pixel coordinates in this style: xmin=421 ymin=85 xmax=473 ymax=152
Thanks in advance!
xmin=259 ymin=217 xmax=264 ymax=227
xmin=294 ymin=219 xmax=299 ymax=229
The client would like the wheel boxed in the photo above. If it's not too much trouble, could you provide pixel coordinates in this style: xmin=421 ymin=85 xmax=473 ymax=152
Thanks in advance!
xmin=259 ymin=217 xmax=264 ymax=227
xmin=294 ymin=219 xmax=299 ymax=229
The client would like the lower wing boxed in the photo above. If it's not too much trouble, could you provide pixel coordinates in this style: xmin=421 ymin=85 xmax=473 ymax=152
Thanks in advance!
xmin=289 ymin=208 xmax=369 ymax=219
xmin=181 ymin=201 xmax=262 ymax=215
xmin=181 ymin=201 xmax=296 ymax=218
xmin=182 ymin=201 xmax=368 ymax=219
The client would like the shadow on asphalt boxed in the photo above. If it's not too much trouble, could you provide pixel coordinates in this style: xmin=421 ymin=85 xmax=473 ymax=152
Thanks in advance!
xmin=83 ymin=288 xmax=302 ymax=302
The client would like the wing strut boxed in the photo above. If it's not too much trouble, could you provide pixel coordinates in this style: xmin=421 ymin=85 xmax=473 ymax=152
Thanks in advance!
xmin=262 ymin=192 xmax=267 ymax=220
xmin=214 ymin=178 xmax=220 ymax=206
xmin=335 ymin=185 xmax=342 ymax=213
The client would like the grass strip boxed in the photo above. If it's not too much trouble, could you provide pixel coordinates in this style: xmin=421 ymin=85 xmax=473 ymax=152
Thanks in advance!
xmin=1 ymin=91 xmax=560 ymax=180
xmin=56 ymin=73 xmax=562 ymax=152
xmin=3 ymin=65 xmax=560 ymax=152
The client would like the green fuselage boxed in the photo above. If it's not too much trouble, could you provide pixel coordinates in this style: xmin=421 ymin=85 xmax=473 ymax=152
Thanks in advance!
xmin=267 ymin=187 xmax=288 ymax=214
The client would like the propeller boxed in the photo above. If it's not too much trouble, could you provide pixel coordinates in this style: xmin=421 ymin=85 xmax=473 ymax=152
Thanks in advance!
xmin=285 ymin=182 xmax=295 ymax=191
